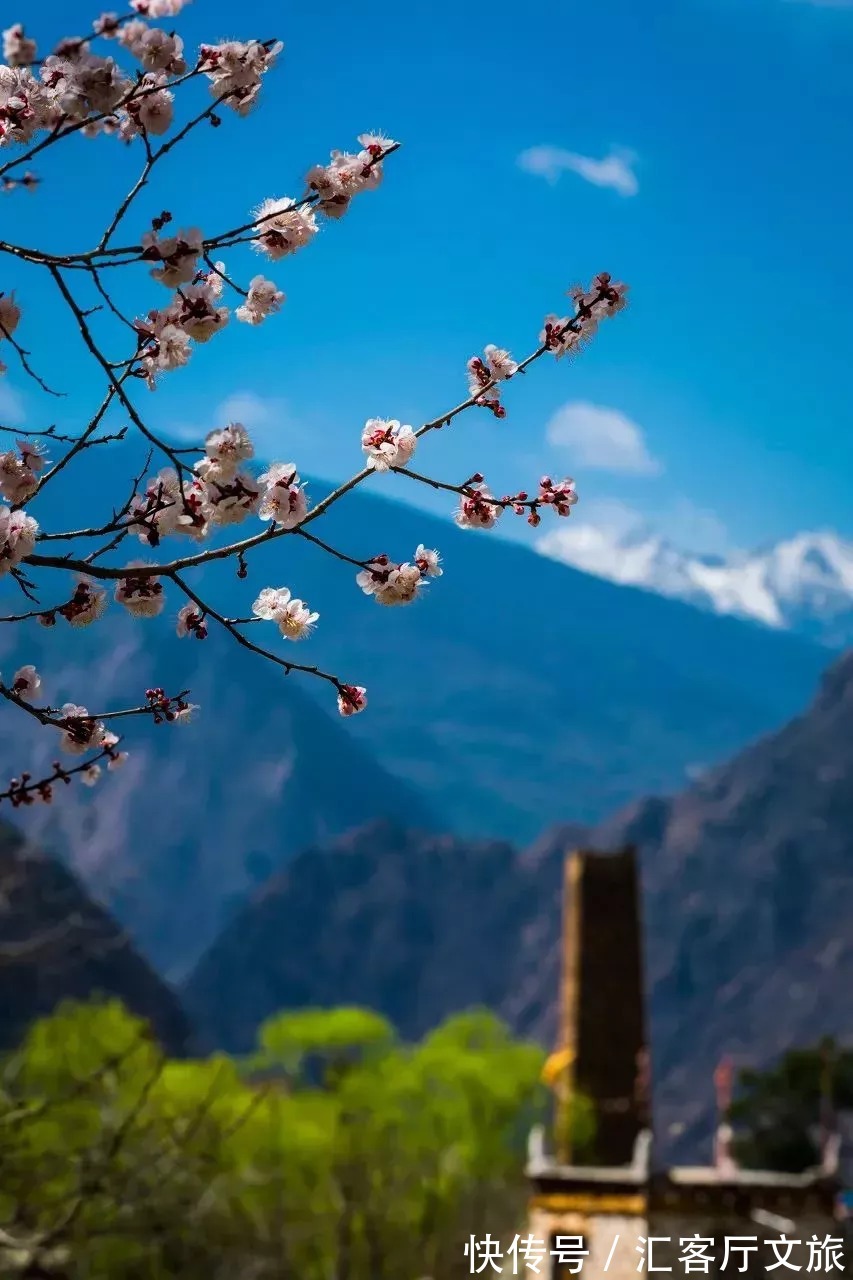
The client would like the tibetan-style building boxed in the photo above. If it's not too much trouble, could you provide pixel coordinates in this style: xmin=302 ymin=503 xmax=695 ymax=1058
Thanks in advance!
xmin=525 ymin=848 xmax=842 ymax=1279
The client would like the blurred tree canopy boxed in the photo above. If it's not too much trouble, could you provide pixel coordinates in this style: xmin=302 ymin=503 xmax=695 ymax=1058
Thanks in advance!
xmin=0 ymin=1000 xmax=586 ymax=1279
xmin=730 ymin=1038 xmax=853 ymax=1173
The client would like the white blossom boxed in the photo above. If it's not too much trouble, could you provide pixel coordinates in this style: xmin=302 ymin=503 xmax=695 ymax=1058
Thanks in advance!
xmin=361 ymin=418 xmax=417 ymax=472
xmin=11 ymin=664 xmax=40 ymax=700
xmin=0 ymin=66 xmax=51 ymax=146
xmin=131 ymin=0 xmax=191 ymax=15
xmin=252 ymin=197 xmax=317 ymax=260
xmin=252 ymin=585 xmax=318 ymax=640
xmin=80 ymin=763 xmax=102 ymax=786
xmin=197 ymin=423 xmax=254 ymax=483
xmin=176 ymin=603 xmax=207 ymax=638
xmin=114 ymin=567 xmax=165 ymax=617
xmin=141 ymin=226 xmax=202 ymax=289
xmin=356 ymin=557 xmax=425 ymax=606
xmin=258 ymin=462 xmax=308 ymax=528
xmin=59 ymin=577 xmax=108 ymax=627
xmin=236 ymin=275 xmax=285 ymax=325
xmin=0 ymin=438 xmax=46 ymax=504
xmin=199 ymin=39 xmax=281 ymax=116
xmin=414 ymin=545 xmax=442 ymax=578
xmin=58 ymin=703 xmax=106 ymax=755
xmin=3 ymin=24 xmax=37 ymax=67
xmin=0 ymin=505 xmax=37 ymax=576
xmin=118 ymin=21 xmax=185 ymax=74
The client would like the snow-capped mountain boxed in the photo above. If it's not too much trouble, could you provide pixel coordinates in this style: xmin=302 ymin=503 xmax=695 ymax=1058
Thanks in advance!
xmin=537 ymin=524 xmax=853 ymax=647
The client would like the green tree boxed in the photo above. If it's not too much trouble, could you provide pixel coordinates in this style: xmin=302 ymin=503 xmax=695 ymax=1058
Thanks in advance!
xmin=730 ymin=1038 xmax=853 ymax=1173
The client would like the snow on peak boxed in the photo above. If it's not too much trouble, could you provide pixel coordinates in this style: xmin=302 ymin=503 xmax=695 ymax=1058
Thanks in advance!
xmin=537 ymin=524 xmax=853 ymax=644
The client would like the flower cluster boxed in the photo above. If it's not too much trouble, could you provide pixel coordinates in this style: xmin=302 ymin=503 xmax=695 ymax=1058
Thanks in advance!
xmin=541 ymin=271 xmax=629 ymax=359
xmin=257 ymin=462 xmax=308 ymax=528
xmin=130 ymin=0 xmax=192 ymax=17
xmin=0 ymin=503 xmax=37 ymax=575
xmin=537 ymin=475 xmax=578 ymax=518
xmin=306 ymin=132 xmax=395 ymax=219
xmin=356 ymin=544 xmax=441 ymax=606
xmin=41 ymin=577 xmax=108 ymax=628
xmin=0 ymin=437 xmax=47 ymax=503
xmin=361 ymin=418 xmax=417 ymax=472
xmin=199 ymin=39 xmax=281 ymax=116
xmin=145 ymin=685 xmax=196 ymax=723
xmin=58 ymin=703 xmax=118 ymax=756
xmin=252 ymin=586 xmax=319 ymax=641
xmin=140 ymin=225 xmax=203 ymax=288
xmin=2 ymin=25 xmax=35 ymax=69
xmin=117 ymin=21 xmax=186 ymax=75
xmin=251 ymin=198 xmax=317 ymax=261
xmin=129 ymin=427 xmax=308 ymax=547
xmin=466 ymin=345 xmax=517 ymax=418
xmin=1 ymin=10 xmax=226 ymax=151
xmin=135 ymin=261 xmax=229 ymax=384
xmin=236 ymin=275 xmax=285 ymax=326
xmin=120 ymin=71 xmax=174 ymax=138
xmin=115 ymin=565 xmax=165 ymax=617
xmin=455 ymin=483 xmax=501 ymax=531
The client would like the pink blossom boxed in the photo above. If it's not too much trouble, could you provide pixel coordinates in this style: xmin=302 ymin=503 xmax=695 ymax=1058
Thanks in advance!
xmin=141 ymin=226 xmax=202 ymax=289
xmin=0 ymin=438 xmax=46 ymax=503
xmin=176 ymin=603 xmax=207 ymax=639
xmin=2 ymin=25 xmax=36 ymax=68
xmin=58 ymin=703 xmax=107 ymax=756
xmin=131 ymin=0 xmax=191 ymax=15
xmin=0 ymin=292 xmax=21 ymax=339
xmin=455 ymin=484 xmax=502 ymax=531
xmin=199 ymin=39 xmax=281 ymax=116
xmin=538 ymin=475 xmax=578 ymax=517
xmin=337 ymin=684 xmax=367 ymax=717
xmin=0 ymin=505 xmax=37 ymax=575
xmin=11 ymin=664 xmax=40 ymax=700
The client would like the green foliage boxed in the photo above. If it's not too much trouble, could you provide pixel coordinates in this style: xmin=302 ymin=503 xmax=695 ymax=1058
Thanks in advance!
xmin=0 ymin=1000 xmax=568 ymax=1279
xmin=730 ymin=1037 xmax=853 ymax=1173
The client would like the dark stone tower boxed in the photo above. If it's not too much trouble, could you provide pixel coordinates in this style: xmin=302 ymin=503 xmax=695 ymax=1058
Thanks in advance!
xmin=556 ymin=847 xmax=648 ymax=1165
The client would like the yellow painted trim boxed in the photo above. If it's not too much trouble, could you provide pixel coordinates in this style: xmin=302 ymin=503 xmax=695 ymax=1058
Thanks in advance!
xmin=529 ymin=1192 xmax=647 ymax=1217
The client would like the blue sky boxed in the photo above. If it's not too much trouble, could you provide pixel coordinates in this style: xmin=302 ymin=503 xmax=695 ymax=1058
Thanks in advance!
xmin=2 ymin=0 xmax=853 ymax=560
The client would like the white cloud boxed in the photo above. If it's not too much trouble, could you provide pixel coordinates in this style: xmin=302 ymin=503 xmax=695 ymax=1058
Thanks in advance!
xmin=0 ymin=380 xmax=25 ymax=426
xmin=167 ymin=390 xmax=294 ymax=456
xmin=517 ymin=146 xmax=639 ymax=196
xmin=546 ymin=402 xmax=661 ymax=475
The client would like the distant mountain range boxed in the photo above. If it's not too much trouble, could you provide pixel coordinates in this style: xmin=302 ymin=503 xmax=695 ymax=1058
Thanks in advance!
xmin=0 ymin=476 xmax=830 ymax=977
xmin=537 ymin=524 xmax=853 ymax=648
xmin=0 ymin=823 xmax=192 ymax=1055
xmin=184 ymin=649 xmax=853 ymax=1159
